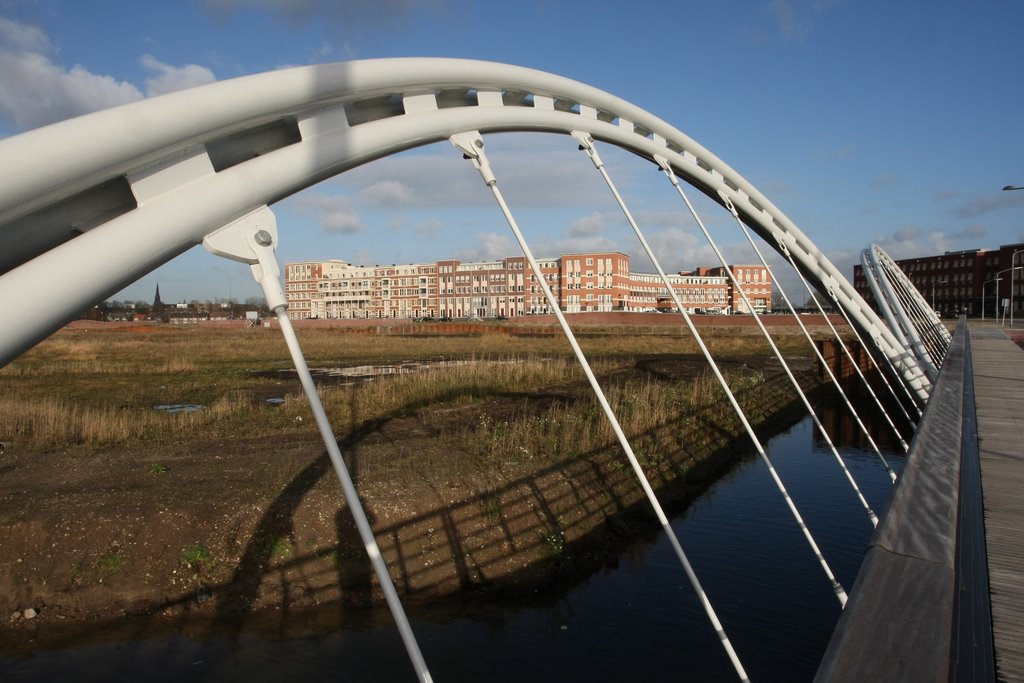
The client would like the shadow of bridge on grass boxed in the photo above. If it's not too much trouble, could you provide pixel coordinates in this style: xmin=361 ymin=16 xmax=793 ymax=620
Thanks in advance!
xmin=12 ymin=355 xmax=839 ymax=655
xmin=202 ymin=355 xmax=827 ymax=640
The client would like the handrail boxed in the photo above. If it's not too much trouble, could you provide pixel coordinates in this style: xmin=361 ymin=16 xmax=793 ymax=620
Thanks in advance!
xmin=814 ymin=317 xmax=994 ymax=681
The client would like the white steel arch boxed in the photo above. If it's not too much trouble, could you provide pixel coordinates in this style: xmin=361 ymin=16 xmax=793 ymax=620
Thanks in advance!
xmin=861 ymin=244 xmax=951 ymax=383
xmin=0 ymin=58 xmax=930 ymax=401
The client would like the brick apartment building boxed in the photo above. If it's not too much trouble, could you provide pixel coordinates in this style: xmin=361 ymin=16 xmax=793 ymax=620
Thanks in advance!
xmin=284 ymin=260 xmax=323 ymax=319
xmin=852 ymin=242 xmax=1024 ymax=317
xmin=284 ymin=252 xmax=772 ymax=320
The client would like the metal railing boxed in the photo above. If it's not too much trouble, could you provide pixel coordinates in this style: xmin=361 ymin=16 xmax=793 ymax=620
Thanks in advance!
xmin=815 ymin=317 xmax=994 ymax=681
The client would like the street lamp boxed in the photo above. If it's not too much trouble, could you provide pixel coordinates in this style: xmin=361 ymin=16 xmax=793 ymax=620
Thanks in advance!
xmin=984 ymin=276 xmax=1002 ymax=320
xmin=1012 ymin=249 xmax=1024 ymax=328
xmin=1004 ymin=188 xmax=1024 ymax=325
xmin=931 ymin=278 xmax=947 ymax=313
xmin=995 ymin=266 xmax=1023 ymax=325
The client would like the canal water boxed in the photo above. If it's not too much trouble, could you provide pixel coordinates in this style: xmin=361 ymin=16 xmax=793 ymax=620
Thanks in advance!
xmin=2 ymin=398 xmax=903 ymax=682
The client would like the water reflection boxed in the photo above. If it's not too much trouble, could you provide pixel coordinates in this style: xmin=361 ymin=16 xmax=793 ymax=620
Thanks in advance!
xmin=261 ymin=359 xmax=490 ymax=384
xmin=153 ymin=403 xmax=205 ymax=413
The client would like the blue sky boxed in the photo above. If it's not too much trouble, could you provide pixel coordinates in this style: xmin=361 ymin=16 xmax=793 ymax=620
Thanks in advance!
xmin=2 ymin=0 xmax=1023 ymax=305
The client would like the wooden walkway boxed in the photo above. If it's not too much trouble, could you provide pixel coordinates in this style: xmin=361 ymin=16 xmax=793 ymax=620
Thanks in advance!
xmin=970 ymin=326 xmax=1024 ymax=682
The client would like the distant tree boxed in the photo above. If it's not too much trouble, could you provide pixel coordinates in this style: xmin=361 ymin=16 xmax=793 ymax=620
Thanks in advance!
xmin=244 ymin=296 xmax=265 ymax=309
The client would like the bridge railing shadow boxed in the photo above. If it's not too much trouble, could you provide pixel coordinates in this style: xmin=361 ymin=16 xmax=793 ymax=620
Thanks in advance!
xmin=206 ymin=367 xmax=815 ymax=634
xmin=14 ymin=359 xmax=825 ymax=654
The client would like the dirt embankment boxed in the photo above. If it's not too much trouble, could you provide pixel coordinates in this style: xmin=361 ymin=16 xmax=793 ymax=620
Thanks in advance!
xmin=0 ymin=353 xmax=822 ymax=648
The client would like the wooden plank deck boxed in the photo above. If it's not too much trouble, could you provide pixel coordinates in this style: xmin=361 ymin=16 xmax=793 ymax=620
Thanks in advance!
xmin=970 ymin=326 xmax=1024 ymax=682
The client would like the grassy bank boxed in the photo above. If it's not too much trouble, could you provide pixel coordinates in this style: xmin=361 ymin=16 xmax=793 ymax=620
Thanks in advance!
xmin=0 ymin=323 xmax=826 ymax=632
xmin=0 ymin=324 xmax=813 ymax=449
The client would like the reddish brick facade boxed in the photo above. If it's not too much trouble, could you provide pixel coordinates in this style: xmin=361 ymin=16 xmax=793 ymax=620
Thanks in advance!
xmin=286 ymin=252 xmax=772 ymax=320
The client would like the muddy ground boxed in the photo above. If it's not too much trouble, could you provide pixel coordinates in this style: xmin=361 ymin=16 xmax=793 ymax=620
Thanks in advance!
xmin=0 ymin=352 xmax=823 ymax=652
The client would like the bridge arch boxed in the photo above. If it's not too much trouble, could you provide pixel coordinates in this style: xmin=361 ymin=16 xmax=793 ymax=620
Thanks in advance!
xmin=0 ymin=57 xmax=929 ymax=400
xmin=861 ymin=244 xmax=951 ymax=383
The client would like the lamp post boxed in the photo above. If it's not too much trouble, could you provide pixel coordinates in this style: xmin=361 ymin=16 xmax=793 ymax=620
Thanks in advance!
xmin=984 ymin=276 xmax=1002 ymax=320
xmin=995 ymin=266 xmax=1023 ymax=325
xmin=997 ymin=186 xmax=1024 ymax=323
xmin=1011 ymin=249 xmax=1024 ymax=328
xmin=1003 ymin=187 xmax=1024 ymax=323
xmin=931 ymin=278 xmax=947 ymax=313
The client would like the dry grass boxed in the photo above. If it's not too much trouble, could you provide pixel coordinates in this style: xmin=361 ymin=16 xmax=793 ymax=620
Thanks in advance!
xmin=454 ymin=367 xmax=766 ymax=469
xmin=0 ymin=325 xmax=814 ymax=449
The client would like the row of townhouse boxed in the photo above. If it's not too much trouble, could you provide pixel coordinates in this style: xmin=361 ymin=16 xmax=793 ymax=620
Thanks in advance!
xmin=284 ymin=251 xmax=771 ymax=320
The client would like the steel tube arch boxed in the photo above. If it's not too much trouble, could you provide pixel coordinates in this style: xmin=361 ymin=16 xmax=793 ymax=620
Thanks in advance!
xmin=862 ymin=244 xmax=951 ymax=383
xmin=0 ymin=57 xmax=930 ymax=400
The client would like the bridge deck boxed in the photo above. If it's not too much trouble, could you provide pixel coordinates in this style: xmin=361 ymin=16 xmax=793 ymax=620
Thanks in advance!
xmin=970 ymin=326 xmax=1024 ymax=681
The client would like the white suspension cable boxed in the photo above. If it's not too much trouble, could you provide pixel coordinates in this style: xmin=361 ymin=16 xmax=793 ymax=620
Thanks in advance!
xmin=865 ymin=249 xmax=939 ymax=382
xmin=451 ymin=131 xmax=750 ymax=682
xmin=717 ymin=200 xmax=893 ymax=503
xmin=727 ymin=210 xmax=901 ymax=484
xmin=578 ymin=136 xmax=878 ymax=525
xmin=203 ymin=209 xmax=434 ymax=683
xmin=571 ymin=133 xmax=848 ymax=605
xmin=824 ymin=289 xmax=921 ymax=425
xmin=792 ymin=273 xmax=909 ymax=458
xmin=888 ymin=276 xmax=940 ymax=355
xmin=858 ymin=253 xmax=931 ymax=411
xmin=888 ymin=271 xmax=947 ymax=367
xmin=762 ymin=235 xmax=912 ymax=455
xmin=647 ymin=153 xmax=847 ymax=602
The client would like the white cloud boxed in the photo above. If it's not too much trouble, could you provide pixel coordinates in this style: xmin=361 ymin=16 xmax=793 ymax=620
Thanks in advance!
xmin=292 ymin=193 xmax=364 ymax=234
xmin=892 ymin=227 xmax=921 ymax=242
xmin=326 ymin=142 xmax=614 ymax=209
xmin=953 ymin=191 xmax=1024 ymax=219
xmin=631 ymin=209 xmax=693 ymax=229
xmin=453 ymin=232 xmax=516 ymax=261
xmin=362 ymin=179 xmax=415 ymax=206
xmin=312 ymin=40 xmax=334 ymax=60
xmin=872 ymin=227 xmax=974 ymax=261
xmin=0 ymin=18 xmax=142 ymax=130
xmin=0 ymin=16 xmax=49 ymax=53
xmin=324 ymin=151 xmax=485 ymax=206
xmin=640 ymin=227 xmax=720 ymax=273
xmin=956 ymin=224 xmax=986 ymax=239
xmin=568 ymin=211 xmax=606 ymax=237
xmin=140 ymin=55 xmax=217 ymax=97
xmin=0 ymin=19 xmax=218 ymax=133
xmin=546 ymin=234 xmax=624 ymax=258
